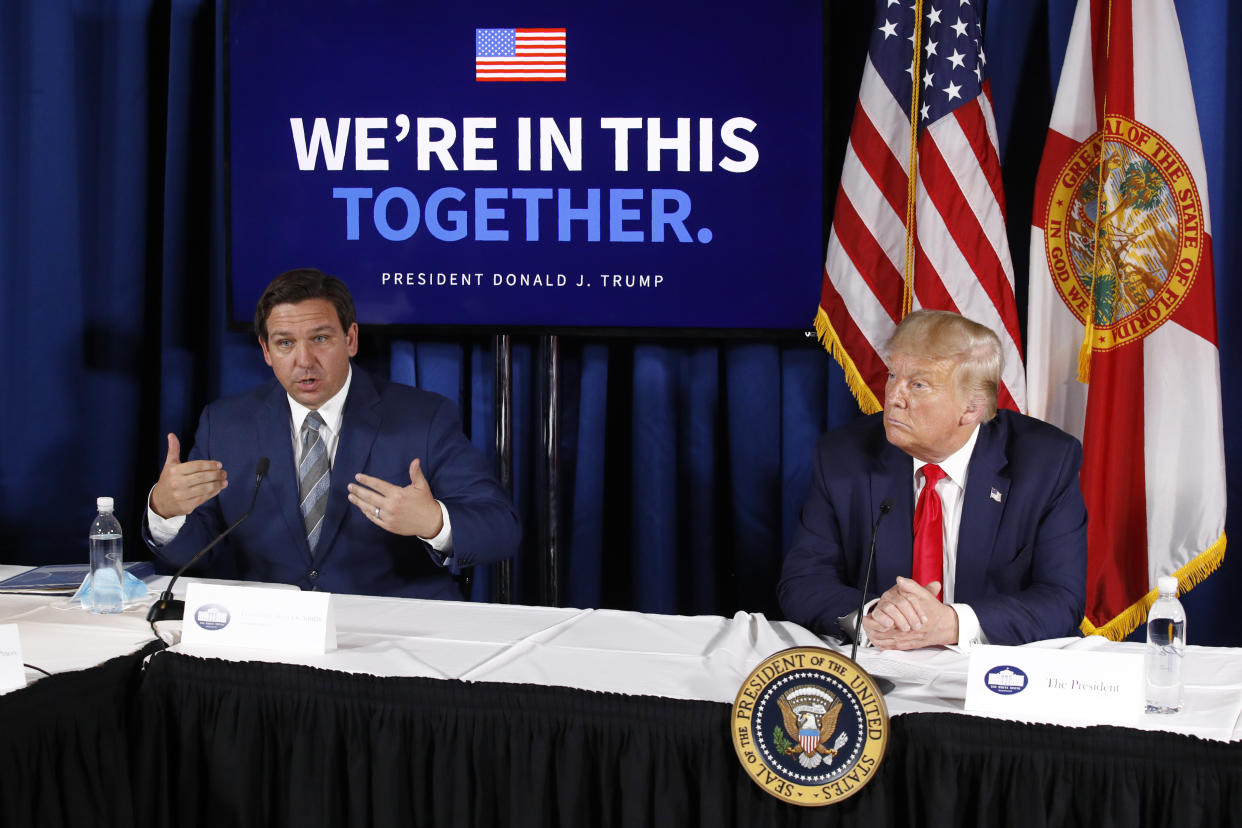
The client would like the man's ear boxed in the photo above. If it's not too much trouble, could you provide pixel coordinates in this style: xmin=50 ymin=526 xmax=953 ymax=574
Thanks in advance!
xmin=345 ymin=322 xmax=359 ymax=357
xmin=258 ymin=336 xmax=273 ymax=367
xmin=959 ymin=398 xmax=986 ymax=427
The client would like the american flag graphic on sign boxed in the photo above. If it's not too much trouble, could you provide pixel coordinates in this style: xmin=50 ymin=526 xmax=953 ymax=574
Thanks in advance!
xmin=475 ymin=28 xmax=566 ymax=81
xmin=799 ymin=729 xmax=820 ymax=755
xmin=816 ymin=0 xmax=1026 ymax=414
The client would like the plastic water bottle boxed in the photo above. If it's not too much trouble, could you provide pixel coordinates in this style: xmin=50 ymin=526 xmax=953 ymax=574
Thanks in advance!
xmin=87 ymin=497 xmax=125 ymax=614
xmin=1144 ymin=575 xmax=1186 ymax=714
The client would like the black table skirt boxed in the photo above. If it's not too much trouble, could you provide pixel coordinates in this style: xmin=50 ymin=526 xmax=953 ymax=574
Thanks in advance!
xmin=0 ymin=640 xmax=160 ymax=827
xmin=2 ymin=650 xmax=1239 ymax=827
xmin=133 ymin=653 xmax=1242 ymax=828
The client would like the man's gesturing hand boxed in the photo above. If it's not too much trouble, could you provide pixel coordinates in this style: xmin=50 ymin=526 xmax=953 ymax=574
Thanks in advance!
xmin=150 ymin=433 xmax=228 ymax=519
xmin=348 ymin=458 xmax=444 ymax=538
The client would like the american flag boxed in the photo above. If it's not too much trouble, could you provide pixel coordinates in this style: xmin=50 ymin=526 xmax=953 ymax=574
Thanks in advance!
xmin=817 ymin=0 xmax=1026 ymax=414
xmin=475 ymin=28 xmax=566 ymax=82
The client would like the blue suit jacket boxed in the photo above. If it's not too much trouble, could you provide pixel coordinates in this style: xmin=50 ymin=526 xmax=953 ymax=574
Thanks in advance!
xmin=778 ymin=410 xmax=1087 ymax=645
xmin=147 ymin=367 xmax=520 ymax=600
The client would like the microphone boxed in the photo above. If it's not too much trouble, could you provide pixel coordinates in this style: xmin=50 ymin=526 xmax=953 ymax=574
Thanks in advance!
xmin=147 ymin=457 xmax=270 ymax=624
xmin=851 ymin=496 xmax=894 ymax=664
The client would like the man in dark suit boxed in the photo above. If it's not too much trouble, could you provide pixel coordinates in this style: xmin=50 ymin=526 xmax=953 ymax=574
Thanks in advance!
xmin=779 ymin=310 xmax=1086 ymax=648
xmin=144 ymin=268 xmax=519 ymax=600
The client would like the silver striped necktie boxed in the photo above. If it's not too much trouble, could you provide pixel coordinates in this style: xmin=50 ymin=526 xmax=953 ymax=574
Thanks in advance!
xmin=298 ymin=411 xmax=330 ymax=551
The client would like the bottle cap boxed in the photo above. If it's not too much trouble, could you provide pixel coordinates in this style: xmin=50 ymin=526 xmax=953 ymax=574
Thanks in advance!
xmin=96 ymin=496 xmax=115 ymax=512
xmin=1157 ymin=575 xmax=1178 ymax=596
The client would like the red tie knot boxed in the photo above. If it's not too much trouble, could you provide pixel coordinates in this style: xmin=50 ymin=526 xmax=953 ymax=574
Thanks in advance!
xmin=922 ymin=464 xmax=946 ymax=488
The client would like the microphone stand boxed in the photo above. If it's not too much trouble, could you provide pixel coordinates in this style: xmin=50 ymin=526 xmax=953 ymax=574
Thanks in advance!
xmin=851 ymin=497 xmax=894 ymax=663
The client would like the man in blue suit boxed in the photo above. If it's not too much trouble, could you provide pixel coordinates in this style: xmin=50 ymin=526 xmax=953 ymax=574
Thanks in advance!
xmin=145 ymin=268 xmax=519 ymax=600
xmin=779 ymin=310 xmax=1086 ymax=648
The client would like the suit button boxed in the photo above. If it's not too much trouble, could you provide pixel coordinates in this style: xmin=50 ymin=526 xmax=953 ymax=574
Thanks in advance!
xmin=308 ymin=570 xmax=319 ymax=580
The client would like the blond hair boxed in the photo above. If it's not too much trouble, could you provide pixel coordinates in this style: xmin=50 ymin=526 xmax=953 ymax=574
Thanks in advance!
xmin=886 ymin=310 xmax=1003 ymax=420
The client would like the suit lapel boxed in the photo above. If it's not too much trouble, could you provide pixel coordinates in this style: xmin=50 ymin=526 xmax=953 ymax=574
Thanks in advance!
xmin=955 ymin=417 xmax=1010 ymax=602
xmin=260 ymin=383 xmax=311 ymax=564
xmin=870 ymin=438 xmax=915 ymax=593
xmin=313 ymin=367 xmax=381 ymax=565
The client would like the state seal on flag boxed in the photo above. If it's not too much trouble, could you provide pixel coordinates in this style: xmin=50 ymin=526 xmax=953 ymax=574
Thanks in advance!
xmin=1042 ymin=114 xmax=1205 ymax=350
xmin=730 ymin=647 xmax=888 ymax=806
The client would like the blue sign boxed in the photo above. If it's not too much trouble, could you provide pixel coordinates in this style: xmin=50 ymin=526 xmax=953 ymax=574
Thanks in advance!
xmin=193 ymin=603 xmax=231 ymax=631
xmin=984 ymin=665 xmax=1029 ymax=696
xmin=228 ymin=1 xmax=823 ymax=331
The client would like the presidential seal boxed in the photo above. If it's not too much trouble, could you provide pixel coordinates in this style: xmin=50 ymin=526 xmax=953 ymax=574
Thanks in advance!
xmin=1042 ymin=114 xmax=1206 ymax=351
xmin=731 ymin=647 xmax=888 ymax=806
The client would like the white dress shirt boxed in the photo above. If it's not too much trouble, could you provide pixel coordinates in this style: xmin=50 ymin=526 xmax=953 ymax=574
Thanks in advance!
xmin=911 ymin=425 xmax=985 ymax=649
xmin=854 ymin=425 xmax=987 ymax=651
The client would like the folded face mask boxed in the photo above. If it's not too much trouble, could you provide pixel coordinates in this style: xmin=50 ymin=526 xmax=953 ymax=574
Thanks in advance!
xmin=70 ymin=570 xmax=151 ymax=607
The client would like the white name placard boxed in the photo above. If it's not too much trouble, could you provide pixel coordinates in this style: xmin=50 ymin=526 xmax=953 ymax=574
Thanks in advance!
xmin=965 ymin=644 xmax=1144 ymax=726
xmin=0 ymin=624 xmax=27 ymax=694
xmin=181 ymin=583 xmax=337 ymax=654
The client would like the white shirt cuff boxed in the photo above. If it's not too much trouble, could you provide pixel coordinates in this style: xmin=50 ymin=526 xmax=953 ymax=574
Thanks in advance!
xmin=146 ymin=487 xmax=186 ymax=545
xmin=419 ymin=500 xmax=453 ymax=558
xmin=950 ymin=602 xmax=987 ymax=651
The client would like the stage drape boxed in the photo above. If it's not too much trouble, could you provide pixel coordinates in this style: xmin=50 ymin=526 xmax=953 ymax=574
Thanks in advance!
xmin=1 ymin=0 xmax=1239 ymax=644
xmin=129 ymin=653 xmax=1241 ymax=828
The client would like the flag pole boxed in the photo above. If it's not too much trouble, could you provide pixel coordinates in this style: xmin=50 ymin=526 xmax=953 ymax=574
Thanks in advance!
xmin=1076 ymin=107 xmax=1108 ymax=384
xmin=1076 ymin=0 xmax=1115 ymax=384
xmin=902 ymin=0 xmax=926 ymax=318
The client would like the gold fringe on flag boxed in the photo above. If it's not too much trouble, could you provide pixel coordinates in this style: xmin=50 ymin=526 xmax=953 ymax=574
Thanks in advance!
xmin=1078 ymin=532 xmax=1226 ymax=640
xmin=815 ymin=307 xmax=882 ymax=414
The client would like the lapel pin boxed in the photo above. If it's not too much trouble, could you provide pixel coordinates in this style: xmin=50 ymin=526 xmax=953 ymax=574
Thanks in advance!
xmin=990 ymin=487 xmax=1003 ymax=503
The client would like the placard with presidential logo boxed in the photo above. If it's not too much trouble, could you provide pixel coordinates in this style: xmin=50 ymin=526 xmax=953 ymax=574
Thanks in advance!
xmin=180 ymin=583 xmax=337 ymax=655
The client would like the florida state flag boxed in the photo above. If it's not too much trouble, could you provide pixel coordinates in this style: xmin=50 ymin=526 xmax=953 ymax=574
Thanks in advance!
xmin=1027 ymin=0 xmax=1225 ymax=639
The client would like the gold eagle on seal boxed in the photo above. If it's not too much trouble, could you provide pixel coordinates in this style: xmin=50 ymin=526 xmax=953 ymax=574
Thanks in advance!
xmin=776 ymin=685 xmax=849 ymax=769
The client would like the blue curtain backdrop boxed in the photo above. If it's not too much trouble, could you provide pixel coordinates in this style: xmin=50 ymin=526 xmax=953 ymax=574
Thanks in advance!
xmin=2 ymin=0 xmax=1239 ymax=644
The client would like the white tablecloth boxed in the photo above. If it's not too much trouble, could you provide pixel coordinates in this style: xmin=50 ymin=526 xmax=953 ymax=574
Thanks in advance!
xmin=3 ymin=564 xmax=1238 ymax=742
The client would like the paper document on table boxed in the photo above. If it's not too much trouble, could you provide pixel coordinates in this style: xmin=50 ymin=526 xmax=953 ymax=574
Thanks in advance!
xmin=857 ymin=648 xmax=970 ymax=684
xmin=0 ymin=562 xmax=155 ymax=594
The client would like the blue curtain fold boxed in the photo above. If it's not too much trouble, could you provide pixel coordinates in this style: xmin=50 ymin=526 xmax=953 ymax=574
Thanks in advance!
xmin=2 ymin=0 xmax=1239 ymax=646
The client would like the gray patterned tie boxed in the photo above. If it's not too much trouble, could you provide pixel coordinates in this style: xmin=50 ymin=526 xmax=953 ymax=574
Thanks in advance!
xmin=298 ymin=411 xmax=330 ymax=551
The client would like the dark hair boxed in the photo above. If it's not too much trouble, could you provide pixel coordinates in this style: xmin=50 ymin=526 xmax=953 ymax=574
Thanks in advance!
xmin=254 ymin=268 xmax=357 ymax=341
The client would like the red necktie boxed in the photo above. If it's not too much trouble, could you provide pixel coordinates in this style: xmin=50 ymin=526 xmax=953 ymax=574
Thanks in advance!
xmin=912 ymin=464 xmax=947 ymax=599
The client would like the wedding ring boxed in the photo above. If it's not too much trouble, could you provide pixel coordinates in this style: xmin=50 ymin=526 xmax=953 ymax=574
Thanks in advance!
xmin=374 ymin=506 xmax=381 ymax=519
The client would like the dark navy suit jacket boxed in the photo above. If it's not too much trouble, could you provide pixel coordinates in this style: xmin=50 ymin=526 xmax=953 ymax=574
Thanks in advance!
xmin=146 ymin=367 xmax=520 ymax=600
xmin=778 ymin=410 xmax=1087 ymax=645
